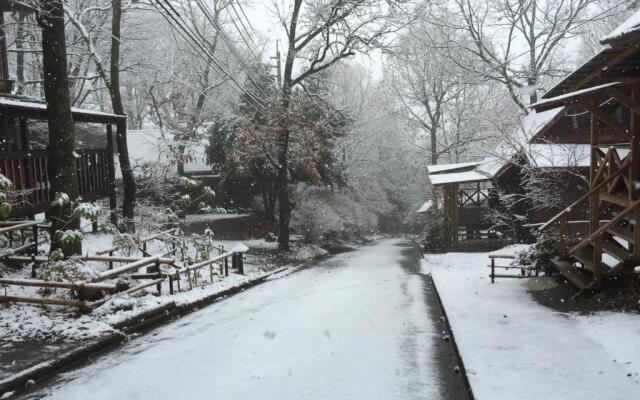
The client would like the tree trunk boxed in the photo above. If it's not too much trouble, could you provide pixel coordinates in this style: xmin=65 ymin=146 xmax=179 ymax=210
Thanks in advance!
xmin=38 ymin=0 xmax=81 ymax=254
xmin=110 ymin=0 xmax=136 ymax=231
xmin=430 ymin=126 xmax=438 ymax=166
xmin=276 ymin=0 xmax=303 ymax=251
xmin=15 ymin=12 xmax=26 ymax=95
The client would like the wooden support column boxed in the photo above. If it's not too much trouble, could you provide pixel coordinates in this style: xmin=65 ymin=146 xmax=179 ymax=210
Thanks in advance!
xmin=106 ymin=124 xmax=117 ymax=225
xmin=451 ymin=183 xmax=459 ymax=244
xmin=630 ymin=88 xmax=640 ymax=258
xmin=589 ymin=100 xmax=603 ymax=283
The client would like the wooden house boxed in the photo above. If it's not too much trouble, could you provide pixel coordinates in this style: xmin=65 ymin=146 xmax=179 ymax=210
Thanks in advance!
xmin=530 ymin=10 xmax=640 ymax=290
xmin=0 ymin=2 xmax=123 ymax=218
xmin=426 ymin=160 xmax=498 ymax=246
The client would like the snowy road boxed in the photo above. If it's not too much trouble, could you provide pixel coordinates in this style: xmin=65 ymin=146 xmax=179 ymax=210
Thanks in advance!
xmin=24 ymin=239 xmax=445 ymax=400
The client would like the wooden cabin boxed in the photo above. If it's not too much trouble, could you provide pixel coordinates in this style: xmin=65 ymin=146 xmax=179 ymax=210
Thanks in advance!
xmin=426 ymin=161 xmax=499 ymax=246
xmin=530 ymin=10 xmax=640 ymax=291
xmin=0 ymin=2 xmax=123 ymax=218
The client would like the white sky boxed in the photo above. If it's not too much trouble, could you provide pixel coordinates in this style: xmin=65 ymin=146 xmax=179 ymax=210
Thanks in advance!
xmin=240 ymin=1 xmax=385 ymax=81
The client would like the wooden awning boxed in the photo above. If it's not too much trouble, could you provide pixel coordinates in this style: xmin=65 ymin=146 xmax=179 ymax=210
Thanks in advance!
xmin=0 ymin=1 xmax=35 ymax=13
xmin=0 ymin=96 xmax=126 ymax=124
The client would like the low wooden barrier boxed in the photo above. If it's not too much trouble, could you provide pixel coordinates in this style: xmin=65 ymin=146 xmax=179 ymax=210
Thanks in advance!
xmin=169 ymin=252 xmax=232 ymax=294
xmin=1 ymin=228 xmax=249 ymax=312
xmin=487 ymin=255 xmax=537 ymax=283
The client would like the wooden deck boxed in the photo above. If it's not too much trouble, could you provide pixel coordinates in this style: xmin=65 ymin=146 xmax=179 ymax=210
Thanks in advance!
xmin=0 ymin=148 xmax=113 ymax=217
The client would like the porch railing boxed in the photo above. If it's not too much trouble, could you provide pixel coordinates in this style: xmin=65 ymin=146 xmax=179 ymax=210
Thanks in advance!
xmin=0 ymin=148 xmax=112 ymax=216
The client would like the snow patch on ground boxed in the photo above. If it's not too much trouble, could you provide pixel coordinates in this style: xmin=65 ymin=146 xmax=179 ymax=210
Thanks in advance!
xmin=422 ymin=245 xmax=640 ymax=400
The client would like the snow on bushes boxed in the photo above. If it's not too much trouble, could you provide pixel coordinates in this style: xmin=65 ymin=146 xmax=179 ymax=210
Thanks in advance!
xmin=290 ymin=184 xmax=377 ymax=243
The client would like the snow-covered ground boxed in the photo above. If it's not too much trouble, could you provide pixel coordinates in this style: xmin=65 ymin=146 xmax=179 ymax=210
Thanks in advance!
xmin=422 ymin=245 xmax=640 ymax=400
xmin=0 ymin=233 xmax=324 ymax=342
xmin=20 ymin=239 xmax=441 ymax=400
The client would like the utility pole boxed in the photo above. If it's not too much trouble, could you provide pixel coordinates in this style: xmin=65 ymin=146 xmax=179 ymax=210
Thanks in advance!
xmin=271 ymin=39 xmax=281 ymax=88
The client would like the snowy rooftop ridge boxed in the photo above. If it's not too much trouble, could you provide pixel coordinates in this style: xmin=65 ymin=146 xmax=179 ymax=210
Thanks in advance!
xmin=601 ymin=8 xmax=640 ymax=43
xmin=426 ymin=161 xmax=481 ymax=174
xmin=531 ymin=82 xmax=621 ymax=109
xmin=428 ymin=170 xmax=490 ymax=186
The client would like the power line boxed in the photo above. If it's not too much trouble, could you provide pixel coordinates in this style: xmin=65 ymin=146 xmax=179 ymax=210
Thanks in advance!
xmin=191 ymin=0 xmax=271 ymax=101
xmin=228 ymin=0 xmax=258 ymax=49
xmin=231 ymin=0 xmax=258 ymax=39
xmin=151 ymin=0 xmax=268 ymax=110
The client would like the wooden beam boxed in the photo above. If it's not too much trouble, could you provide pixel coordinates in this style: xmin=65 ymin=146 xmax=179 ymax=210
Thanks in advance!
xmin=566 ymin=45 xmax=640 ymax=94
xmin=605 ymin=86 xmax=640 ymax=118
xmin=0 ymin=295 xmax=85 ymax=308
xmin=0 ymin=278 xmax=116 ymax=291
xmin=579 ymin=100 xmax=630 ymax=137
xmin=91 ymin=255 xmax=162 ymax=282
xmin=0 ymin=221 xmax=37 ymax=235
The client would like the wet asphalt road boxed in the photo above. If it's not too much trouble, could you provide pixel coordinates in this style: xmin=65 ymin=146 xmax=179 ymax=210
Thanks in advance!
xmin=23 ymin=239 xmax=463 ymax=400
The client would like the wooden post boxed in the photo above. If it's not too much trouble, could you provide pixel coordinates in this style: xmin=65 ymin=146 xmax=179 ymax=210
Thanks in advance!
xmin=238 ymin=254 xmax=244 ymax=275
xmin=559 ymin=214 xmax=568 ymax=259
xmin=154 ymin=259 xmax=161 ymax=294
xmin=589 ymin=102 xmax=599 ymax=236
xmin=451 ymin=183 xmax=459 ymax=244
xmin=490 ymin=258 xmax=495 ymax=284
xmin=630 ymin=88 xmax=640 ymax=258
xmin=588 ymin=100 xmax=603 ymax=283
xmin=106 ymin=124 xmax=117 ymax=225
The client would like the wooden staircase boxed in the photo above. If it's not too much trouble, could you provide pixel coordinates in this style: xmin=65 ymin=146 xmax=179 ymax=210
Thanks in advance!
xmin=542 ymin=148 xmax=640 ymax=290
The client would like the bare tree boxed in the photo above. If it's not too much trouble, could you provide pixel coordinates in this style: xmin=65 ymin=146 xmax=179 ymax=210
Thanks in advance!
xmin=435 ymin=0 xmax=599 ymax=109
xmin=273 ymin=0 xmax=410 ymax=249
xmin=387 ymin=22 xmax=494 ymax=166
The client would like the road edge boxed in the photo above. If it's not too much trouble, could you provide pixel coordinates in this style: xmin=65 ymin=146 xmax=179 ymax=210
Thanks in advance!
xmin=427 ymin=273 xmax=476 ymax=400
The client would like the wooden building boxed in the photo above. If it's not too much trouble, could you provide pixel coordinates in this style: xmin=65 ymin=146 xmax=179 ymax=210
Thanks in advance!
xmin=531 ymin=10 xmax=640 ymax=290
xmin=426 ymin=160 xmax=498 ymax=246
xmin=0 ymin=2 xmax=124 ymax=218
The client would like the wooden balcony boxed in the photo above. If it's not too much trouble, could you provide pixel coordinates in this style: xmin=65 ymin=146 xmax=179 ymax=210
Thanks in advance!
xmin=0 ymin=148 xmax=113 ymax=217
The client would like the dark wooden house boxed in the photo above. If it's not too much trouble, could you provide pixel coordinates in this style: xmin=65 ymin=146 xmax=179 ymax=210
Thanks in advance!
xmin=0 ymin=2 xmax=123 ymax=218
xmin=531 ymin=10 xmax=640 ymax=290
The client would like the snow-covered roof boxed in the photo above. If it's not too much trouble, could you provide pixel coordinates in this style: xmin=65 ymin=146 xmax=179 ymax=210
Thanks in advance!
xmin=527 ymin=144 xmax=591 ymax=168
xmin=114 ymin=129 xmax=211 ymax=178
xmin=429 ymin=170 xmax=490 ymax=186
xmin=521 ymin=107 xmax=564 ymax=138
xmin=533 ymin=82 xmax=622 ymax=110
xmin=426 ymin=161 xmax=481 ymax=174
xmin=417 ymin=200 xmax=433 ymax=213
xmin=476 ymin=157 xmax=507 ymax=177
xmin=601 ymin=9 xmax=640 ymax=43
xmin=0 ymin=95 xmax=125 ymax=123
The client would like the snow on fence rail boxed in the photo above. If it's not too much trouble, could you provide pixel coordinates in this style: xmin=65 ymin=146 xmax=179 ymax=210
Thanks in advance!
xmin=170 ymin=252 xmax=232 ymax=293
xmin=0 ymin=249 xmax=247 ymax=312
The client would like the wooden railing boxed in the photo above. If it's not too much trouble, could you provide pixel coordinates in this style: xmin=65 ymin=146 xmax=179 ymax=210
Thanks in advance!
xmin=538 ymin=148 xmax=631 ymax=260
xmin=0 ymin=148 xmax=113 ymax=216
xmin=458 ymin=188 xmax=488 ymax=207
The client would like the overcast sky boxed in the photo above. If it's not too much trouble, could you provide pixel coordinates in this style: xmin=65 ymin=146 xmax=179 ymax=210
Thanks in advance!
xmin=242 ymin=1 xmax=386 ymax=81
